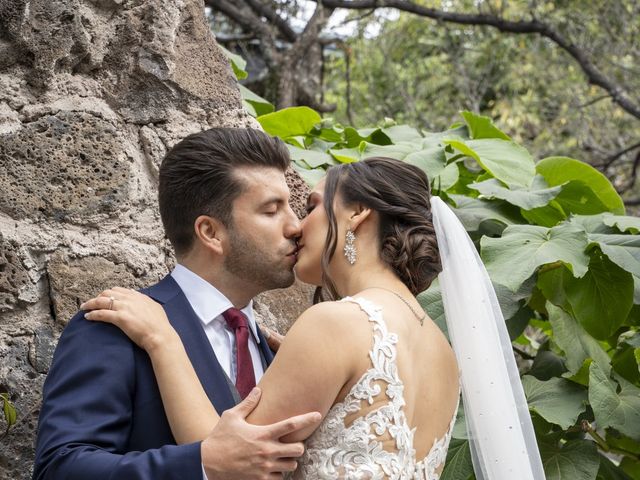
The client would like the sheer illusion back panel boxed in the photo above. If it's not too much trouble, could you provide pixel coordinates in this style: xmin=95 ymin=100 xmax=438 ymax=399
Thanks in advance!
xmin=288 ymin=297 xmax=460 ymax=480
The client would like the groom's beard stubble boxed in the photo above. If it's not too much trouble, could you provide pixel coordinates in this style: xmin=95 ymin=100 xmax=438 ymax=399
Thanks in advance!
xmin=224 ymin=228 xmax=296 ymax=292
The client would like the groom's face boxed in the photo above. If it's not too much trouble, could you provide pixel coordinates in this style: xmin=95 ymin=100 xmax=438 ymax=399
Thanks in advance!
xmin=223 ymin=166 xmax=301 ymax=291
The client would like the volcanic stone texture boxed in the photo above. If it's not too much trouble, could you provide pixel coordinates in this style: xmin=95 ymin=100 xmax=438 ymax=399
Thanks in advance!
xmin=0 ymin=0 xmax=311 ymax=477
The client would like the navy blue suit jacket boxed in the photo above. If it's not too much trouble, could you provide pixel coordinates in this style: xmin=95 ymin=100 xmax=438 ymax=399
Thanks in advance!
xmin=33 ymin=275 xmax=275 ymax=480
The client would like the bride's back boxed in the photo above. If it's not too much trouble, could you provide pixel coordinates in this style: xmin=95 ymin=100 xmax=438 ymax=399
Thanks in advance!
xmin=335 ymin=293 xmax=459 ymax=465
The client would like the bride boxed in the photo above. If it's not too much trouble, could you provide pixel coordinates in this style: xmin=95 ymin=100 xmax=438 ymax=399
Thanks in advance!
xmin=82 ymin=157 xmax=544 ymax=479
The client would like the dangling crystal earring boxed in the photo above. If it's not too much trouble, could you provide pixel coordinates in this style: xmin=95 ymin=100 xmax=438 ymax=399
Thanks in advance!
xmin=344 ymin=229 xmax=357 ymax=265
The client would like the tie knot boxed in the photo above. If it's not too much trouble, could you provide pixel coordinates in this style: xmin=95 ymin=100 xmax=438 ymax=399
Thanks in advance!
xmin=223 ymin=308 xmax=249 ymax=331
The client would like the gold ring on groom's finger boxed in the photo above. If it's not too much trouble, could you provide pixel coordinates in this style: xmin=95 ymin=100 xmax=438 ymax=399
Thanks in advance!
xmin=108 ymin=296 xmax=115 ymax=310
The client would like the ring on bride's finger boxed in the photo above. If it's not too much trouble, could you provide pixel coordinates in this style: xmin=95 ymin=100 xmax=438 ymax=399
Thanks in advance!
xmin=108 ymin=296 xmax=115 ymax=310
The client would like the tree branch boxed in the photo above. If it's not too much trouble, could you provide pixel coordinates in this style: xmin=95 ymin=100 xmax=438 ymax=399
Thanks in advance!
xmin=313 ymin=0 xmax=640 ymax=120
xmin=243 ymin=0 xmax=298 ymax=43
xmin=596 ymin=140 xmax=640 ymax=169
xmin=206 ymin=0 xmax=280 ymax=65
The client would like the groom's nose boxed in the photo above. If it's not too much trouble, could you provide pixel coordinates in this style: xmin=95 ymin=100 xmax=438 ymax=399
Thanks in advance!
xmin=283 ymin=204 xmax=302 ymax=239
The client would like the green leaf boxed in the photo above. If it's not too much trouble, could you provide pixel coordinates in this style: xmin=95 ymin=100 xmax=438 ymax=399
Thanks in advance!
xmin=445 ymin=138 xmax=536 ymax=188
xmin=540 ymin=440 xmax=600 ymax=480
xmin=291 ymin=163 xmax=326 ymax=187
xmin=361 ymin=141 xmax=420 ymax=160
xmin=547 ymin=303 xmax=611 ymax=376
xmin=537 ymin=157 xmax=625 ymax=215
xmin=418 ymin=280 xmax=447 ymax=338
xmin=481 ymin=224 xmax=590 ymax=292
xmin=448 ymin=194 xmax=520 ymax=232
xmin=597 ymin=454 xmax=634 ymax=480
xmin=257 ymin=107 xmax=321 ymax=138
xmin=603 ymin=215 xmax=640 ymax=234
xmin=528 ymin=350 xmax=569 ymax=381
xmin=554 ymin=180 xmax=611 ymax=215
xmin=522 ymin=201 xmax=567 ymax=227
xmin=537 ymin=266 xmax=572 ymax=312
xmin=238 ymin=84 xmax=274 ymax=117
xmin=588 ymin=233 xmax=640 ymax=278
xmin=461 ymin=110 xmax=511 ymax=140
xmin=380 ymin=125 xmax=423 ymax=143
xmin=570 ymin=214 xmax=619 ymax=234
xmin=329 ymin=146 xmax=361 ymax=163
xmin=612 ymin=343 xmax=640 ymax=385
xmin=589 ymin=362 xmax=640 ymax=441
xmin=522 ymin=375 xmax=587 ymax=429
xmin=435 ymin=161 xmax=460 ymax=191
xmin=219 ymin=45 xmax=248 ymax=80
xmin=469 ymin=176 xmax=563 ymax=210
xmin=287 ymin=145 xmax=335 ymax=169
xmin=564 ymin=251 xmax=634 ymax=340
xmin=440 ymin=438 xmax=474 ymax=480
xmin=404 ymin=146 xmax=447 ymax=179
xmin=1 ymin=393 xmax=16 ymax=428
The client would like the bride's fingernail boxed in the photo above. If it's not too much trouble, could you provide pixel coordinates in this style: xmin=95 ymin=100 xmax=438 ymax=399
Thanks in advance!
xmin=84 ymin=312 xmax=93 ymax=319
xmin=80 ymin=303 xmax=86 ymax=309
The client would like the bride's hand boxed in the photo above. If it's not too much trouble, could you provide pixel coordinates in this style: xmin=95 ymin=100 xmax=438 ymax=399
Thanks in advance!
xmin=81 ymin=287 xmax=178 ymax=352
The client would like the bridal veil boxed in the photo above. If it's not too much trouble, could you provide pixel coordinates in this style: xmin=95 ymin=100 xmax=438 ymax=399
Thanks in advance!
xmin=430 ymin=196 xmax=546 ymax=480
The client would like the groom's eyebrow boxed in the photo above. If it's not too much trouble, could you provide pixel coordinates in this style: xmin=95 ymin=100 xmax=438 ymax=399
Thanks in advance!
xmin=260 ymin=196 xmax=287 ymax=207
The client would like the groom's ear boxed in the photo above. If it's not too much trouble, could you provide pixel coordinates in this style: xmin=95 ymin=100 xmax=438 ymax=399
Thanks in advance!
xmin=193 ymin=215 xmax=226 ymax=256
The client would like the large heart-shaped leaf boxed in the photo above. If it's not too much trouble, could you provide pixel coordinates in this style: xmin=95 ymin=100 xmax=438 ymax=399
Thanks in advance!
xmin=481 ymin=224 xmax=590 ymax=292
xmin=564 ymin=251 xmax=634 ymax=340
xmin=258 ymin=106 xmax=321 ymax=138
xmin=462 ymin=110 xmax=510 ymax=140
xmin=239 ymin=84 xmax=274 ymax=117
xmin=540 ymin=440 xmax=600 ymax=480
xmin=589 ymin=362 xmax=640 ymax=441
xmin=418 ymin=280 xmax=447 ymax=337
xmin=445 ymin=138 xmax=535 ymax=188
xmin=588 ymin=233 xmax=640 ymax=278
xmin=537 ymin=157 xmax=625 ymax=214
xmin=604 ymin=215 xmax=640 ymax=234
xmin=448 ymin=194 xmax=520 ymax=232
xmin=287 ymin=145 xmax=335 ymax=169
xmin=522 ymin=376 xmax=587 ymax=429
xmin=381 ymin=125 xmax=423 ymax=143
xmin=469 ymin=176 xmax=563 ymax=210
xmin=440 ymin=438 xmax=474 ymax=480
xmin=547 ymin=303 xmax=611 ymax=376
xmin=404 ymin=146 xmax=447 ymax=179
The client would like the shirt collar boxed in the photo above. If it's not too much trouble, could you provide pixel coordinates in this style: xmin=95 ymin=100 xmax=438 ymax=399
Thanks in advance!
xmin=170 ymin=264 xmax=260 ymax=343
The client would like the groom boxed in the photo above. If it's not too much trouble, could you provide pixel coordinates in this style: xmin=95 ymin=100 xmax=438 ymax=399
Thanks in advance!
xmin=33 ymin=128 xmax=319 ymax=479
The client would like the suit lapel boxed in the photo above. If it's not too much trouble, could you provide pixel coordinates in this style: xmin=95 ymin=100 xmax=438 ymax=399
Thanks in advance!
xmin=146 ymin=275 xmax=237 ymax=414
xmin=255 ymin=326 xmax=275 ymax=366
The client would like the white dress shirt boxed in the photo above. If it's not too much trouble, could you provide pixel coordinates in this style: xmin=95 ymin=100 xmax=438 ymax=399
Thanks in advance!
xmin=171 ymin=264 xmax=265 ymax=383
xmin=170 ymin=264 xmax=265 ymax=479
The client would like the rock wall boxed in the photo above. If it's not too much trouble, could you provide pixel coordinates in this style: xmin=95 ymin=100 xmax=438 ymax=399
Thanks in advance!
xmin=0 ymin=1 xmax=311 ymax=477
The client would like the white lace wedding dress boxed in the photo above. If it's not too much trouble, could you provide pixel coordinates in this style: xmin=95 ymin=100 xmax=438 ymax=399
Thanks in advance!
xmin=288 ymin=297 xmax=459 ymax=480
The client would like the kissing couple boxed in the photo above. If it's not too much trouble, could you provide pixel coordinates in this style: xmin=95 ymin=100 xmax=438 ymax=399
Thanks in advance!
xmin=34 ymin=128 xmax=545 ymax=479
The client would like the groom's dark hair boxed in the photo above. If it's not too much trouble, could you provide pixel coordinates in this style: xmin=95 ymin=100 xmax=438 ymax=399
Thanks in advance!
xmin=159 ymin=127 xmax=291 ymax=256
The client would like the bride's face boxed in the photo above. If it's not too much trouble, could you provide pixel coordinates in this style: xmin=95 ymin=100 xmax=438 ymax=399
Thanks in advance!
xmin=295 ymin=178 xmax=343 ymax=285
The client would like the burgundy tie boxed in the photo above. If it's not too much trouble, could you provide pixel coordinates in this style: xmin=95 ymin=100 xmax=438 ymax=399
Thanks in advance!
xmin=222 ymin=308 xmax=256 ymax=399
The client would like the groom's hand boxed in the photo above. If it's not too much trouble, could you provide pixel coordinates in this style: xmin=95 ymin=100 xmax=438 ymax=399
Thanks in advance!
xmin=201 ymin=388 xmax=321 ymax=480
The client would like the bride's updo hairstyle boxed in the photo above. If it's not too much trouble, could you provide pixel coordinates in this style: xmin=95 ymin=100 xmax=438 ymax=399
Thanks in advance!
xmin=316 ymin=156 xmax=442 ymax=302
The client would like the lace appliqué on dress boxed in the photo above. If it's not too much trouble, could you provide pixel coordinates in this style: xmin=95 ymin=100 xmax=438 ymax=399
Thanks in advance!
xmin=288 ymin=297 xmax=459 ymax=480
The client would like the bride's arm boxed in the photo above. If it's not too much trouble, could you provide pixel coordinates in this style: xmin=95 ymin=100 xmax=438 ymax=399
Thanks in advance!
xmin=82 ymin=288 xmax=363 ymax=444
xmin=81 ymin=287 xmax=219 ymax=444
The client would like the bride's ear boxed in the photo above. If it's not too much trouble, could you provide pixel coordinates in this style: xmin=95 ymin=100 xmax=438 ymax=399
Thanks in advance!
xmin=194 ymin=215 xmax=225 ymax=255
xmin=349 ymin=204 xmax=373 ymax=233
